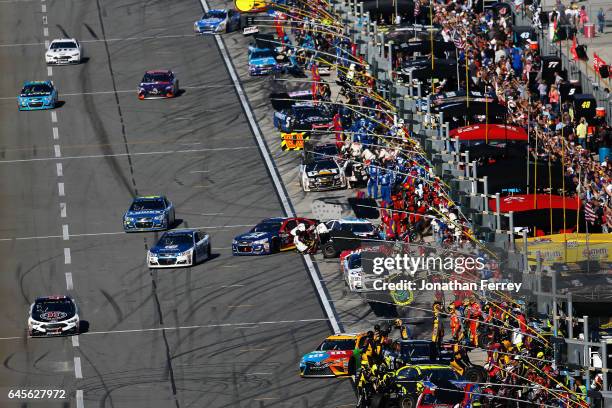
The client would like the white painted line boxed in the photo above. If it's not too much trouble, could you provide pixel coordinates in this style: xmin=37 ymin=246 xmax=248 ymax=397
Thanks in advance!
xmin=60 ymin=202 xmax=66 ymax=217
xmin=73 ymin=357 xmax=82 ymax=378
xmin=76 ymin=390 xmax=84 ymax=408
xmin=58 ymin=182 xmax=64 ymax=196
xmin=71 ymin=335 xmax=79 ymax=347
xmin=199 ymin=0 xmax=341 ymax=334
xmin=44 ymin=40 xmax=49 ymax=48
xmin=43 ymin=27 xmax=48 ymax=37
xmin=56 ymin=162 xmax=63 ymax=176
xmin=53 ymin=144 xmax=61 ymax=157
xmin=62 ymin=224 xmax=69 ymax=240
xmin=189 ymin=170 xmax=210 ymax=173
xmin=41 ymin=3 xmax=45 ymax=11
xmin=52 ymin=127 xmax=59 ymax=139
xmin=65 ymin=272 xmax=73 ymax=290
xmin=0 ymin=85 xmax=233 ymax=100
xmin=64 ymin=247 xmax=71 ymax=264
xmin=0 ymin=224 xmax=253 ymax=242
xmin=0 ymin=146 xmax=256 ymax=164
xmin=220 ymin=284 xmax=245 ymax=288
xmin=50 ymin=111 xmax=57 ymax=123
xmin=0 ymin=34 xmax=201 ymax=48
xmin=42 ymin=15 xmax=47 ymax=24
xmin=47 ymin=66 xmax=52 ymax=77
xmin=200 ymin=212 xmax=223 ymax=216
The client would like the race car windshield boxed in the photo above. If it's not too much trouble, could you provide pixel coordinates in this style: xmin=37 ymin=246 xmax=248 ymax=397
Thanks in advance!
xmin=32 ymin=299 xmax=76 ymax=321
xmin=305 ymin=160 xmax=337 ymax=172
xmin=21 ymin=84 xmax=52 ymax=96
xmin=251 ymin=50 xmax=275 ymax=59
xmin=203 ymin=10 xmax=226 ymax=18
xmin=158 ymin=234 xmax=193 ymax=247
xmin=252 ymin=222 xmax=282 ymax=233
xmin=344 ymin=223 xmax=374 ymax=233
xmin=420 ymin=369 xmax=461 ymax=382
xmin=400 ymin=343 xmax=432 ymax=359
xmin=348 ymin=255 xmax=361 ymax=269
xmin=50 ymin=41 xmax=77 ymax=49
xmin=313 ymin=145 xmax=338 ymax=158
xmin=130 ymin=200 xmax=165 ymax=211
xmin=142 ymin=73 xmax=172 ymax=83
xmin=318 ymin=339 xmax=356 ymax=351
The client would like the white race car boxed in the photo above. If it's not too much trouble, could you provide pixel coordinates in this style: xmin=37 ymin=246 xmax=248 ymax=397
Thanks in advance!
xmin=28 ymin=296 xmax=80 ymax=337
xmin=299 ymin=159 xmax=347 ymax=192
xmin=45 ymin=38 xmax=82 ymax=65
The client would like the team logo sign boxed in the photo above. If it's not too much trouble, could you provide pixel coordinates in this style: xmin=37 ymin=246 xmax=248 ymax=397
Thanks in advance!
xmin=280 ymin=132 xmax=309 ymax=151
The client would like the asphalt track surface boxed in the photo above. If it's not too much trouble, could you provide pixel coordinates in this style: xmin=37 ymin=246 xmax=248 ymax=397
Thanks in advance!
xmin=0 ymin=0 xmax=354 ymax=406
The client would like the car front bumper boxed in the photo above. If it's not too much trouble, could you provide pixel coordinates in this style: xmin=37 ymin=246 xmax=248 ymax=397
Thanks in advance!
xmin=29 ymin=321 xmax=79 ymax=336
xmin=18 ymin=100 xmax=55 ymax=110
xmin=148 ymin=254 xmax=193 ymax=268
xmin=123 ymin=218 xmax=167 ymax=232
xmin=232 ymin=242 xmax=271 ymax=255
xmin=46 ymin=55 xmax=80 ymax=64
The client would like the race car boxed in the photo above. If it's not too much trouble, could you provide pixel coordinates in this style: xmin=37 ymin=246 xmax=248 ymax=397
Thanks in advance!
xmin=299 ymin=333 xmax=366 ymax=377
xmin=343 ymin=251 xmax=365 ymax=291
xmin=17 ymin=81 xmax=58 ymax=111
xmin=138 ymin=70 xmax=179 ymax=100
xmin=45 ymin=38 xmax=82 ymax=64
xmin=147 ymin=229 xmax=211 ymax=268
xmin=193 ymin=9 xmax=240 ymax=34
xmin=392 ymin=364 xmax=464 ymax=406
xmin=123 ymin=195 xmax=175 ymax=232
xmin=28 ymin=296 xmax=80 ymax=337
xmin=273 ymin=104 xmax=335 ymax=132
xmin=232 ymin=217 xmax=316 ymax=255
xmin=321 ymin=218 xmax=381 ymax=258
xmin=326 ymin=218 xmax=379 ymax=238
xmin=299 ymin=158 xmax=347 ymax=192
xmin=248 ymin=47 xmax=281 ymax=76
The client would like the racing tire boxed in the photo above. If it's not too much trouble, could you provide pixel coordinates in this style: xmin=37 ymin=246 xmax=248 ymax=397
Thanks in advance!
xmin=348 ymin=358 xmax=356 ymax=376
xmin=464 ymin=365 xmax=487 ymax=383
xmin=206 ymin=243 xmax=211 ymax=259
xmin=322 ymin=242 xmax=337 ymax=258
xmin=399 ymin=395 xmax=417 ymax=408
xmin=369 ymin=393 xmax=387 ymax=408
xmin=271 ymin=238 xmax=280 ymax=253
xmin=478 ymin=333 xmax=491 ymax=349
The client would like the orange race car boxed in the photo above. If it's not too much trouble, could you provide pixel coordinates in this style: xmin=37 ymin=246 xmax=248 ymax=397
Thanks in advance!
xmin=299 ymin=333 xmax=367 ymax=377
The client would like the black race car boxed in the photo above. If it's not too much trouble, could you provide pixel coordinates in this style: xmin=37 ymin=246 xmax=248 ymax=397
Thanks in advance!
xmin=273 ymin=104 xmax=335 ymax=132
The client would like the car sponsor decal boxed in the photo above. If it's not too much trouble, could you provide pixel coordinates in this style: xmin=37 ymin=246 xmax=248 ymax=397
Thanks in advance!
xmin=39 ymin=311 xmax=68 ymax=321
xmin=243 ymin=232 xmax=268 ymax=239
xmin=164 ymin=245 xmax=179 ymax=249
xmin=280 ymin=132 xmax=309 ymax=151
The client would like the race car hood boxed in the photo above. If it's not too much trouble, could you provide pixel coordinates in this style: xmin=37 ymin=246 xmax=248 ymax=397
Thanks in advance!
xmin=150 ymin=241 xmax=193 ymax=255
xmin=125 ymin=210 xmax=165 ymax=217
xmin=48 ymin=48 xmax=78 ymax=54
xmin=196 ymin=17 xmax=223 ymax=26
xmin=140 ymin=82 xmax=172 ymax=91
xmin=301 ymin=350 xmax=353 ymax=363
xmin=31 ymin=308 xmax=76 ymax=323
xmin=233 ymin=231 xmax=275 ymax=242
xmin=249 ymin=56 xmax=277 ymax=66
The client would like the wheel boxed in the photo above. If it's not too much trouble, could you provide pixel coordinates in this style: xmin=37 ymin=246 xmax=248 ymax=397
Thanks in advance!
xmin=322 ymin=242 xmax=337 ymax=258
xmin=206 ymin=242 xmax=211 ymax=258
xmin=369 ymin=393 xmax=387 ymax=408
xmin=175 ymin=80 xmax=179 ymax=96
xmin=399 ymin=395 xmax=417 ymax=408
xmin=192 ymin=251 xmax=198 ymax=266
xmin=271 ymin=238 xmax=280 ymax=253
xmin=464 ymin=365 xmax=487 ymax=383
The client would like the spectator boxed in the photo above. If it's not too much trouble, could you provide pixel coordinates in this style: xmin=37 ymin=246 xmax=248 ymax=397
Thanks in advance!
xmin=597 ymin=8 xmax=605 ymax=34
xmin=576 ymin=117 xmax=588 ymax=148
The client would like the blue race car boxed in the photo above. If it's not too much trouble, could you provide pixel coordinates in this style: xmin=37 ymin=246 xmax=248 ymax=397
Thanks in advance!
xmin=273 ymin=104 xmax=335 ymax=132
xmin=17 ymin=81 xmax=58 ymax=111
xmin=248 ymin=47 xmax=281 ymax=76
xmin=147 ymin=229 xmax=211 ymax=268
xmin=193 ymin=9 xmax=240 ymax=34
xmin=123 ymin=196 xmax=175 ymax=232
xmin=232 ymin=217 xmax=316 ymax=255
